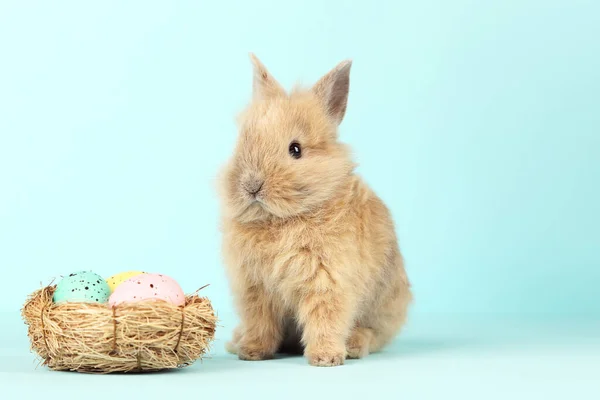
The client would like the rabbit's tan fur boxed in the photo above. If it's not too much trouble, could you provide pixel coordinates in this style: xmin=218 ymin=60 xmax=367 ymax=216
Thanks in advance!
xmin=218 ymin=54 xmax=412 ymax=367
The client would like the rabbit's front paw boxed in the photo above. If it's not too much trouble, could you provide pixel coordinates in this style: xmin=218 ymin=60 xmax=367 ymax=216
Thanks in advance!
xmin=238 ymin=341 xmax=275 ymax=361
xmin=305 ymin=346 xmax=346 ymax=367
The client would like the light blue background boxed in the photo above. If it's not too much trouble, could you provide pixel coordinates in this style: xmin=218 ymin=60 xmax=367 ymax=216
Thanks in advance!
xmin=0 ymin=0 xmax=599 ymax=397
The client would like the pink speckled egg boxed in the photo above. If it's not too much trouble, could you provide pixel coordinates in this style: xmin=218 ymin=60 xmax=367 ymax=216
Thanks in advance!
xmin=108 ymin=273 xmax=185 ymax=307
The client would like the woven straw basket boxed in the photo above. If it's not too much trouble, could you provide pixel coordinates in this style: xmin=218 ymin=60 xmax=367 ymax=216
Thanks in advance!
xmin=21 ymin=285 xmax=216 ymax=374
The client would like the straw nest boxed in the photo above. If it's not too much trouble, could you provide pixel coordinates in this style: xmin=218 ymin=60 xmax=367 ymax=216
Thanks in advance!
xmin=21 ymin=285 xmax=217 ymax=374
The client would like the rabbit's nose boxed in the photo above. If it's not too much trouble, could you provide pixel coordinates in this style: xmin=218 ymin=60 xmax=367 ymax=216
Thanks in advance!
xmin=243 ymin=178 xmax=264 ymax=196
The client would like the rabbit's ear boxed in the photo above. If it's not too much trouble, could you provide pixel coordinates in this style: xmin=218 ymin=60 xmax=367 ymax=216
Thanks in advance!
xmin=249 ymin=53 xmax=285 ymax=99
xmin=311 ymin=59 xmax=352 ymax=125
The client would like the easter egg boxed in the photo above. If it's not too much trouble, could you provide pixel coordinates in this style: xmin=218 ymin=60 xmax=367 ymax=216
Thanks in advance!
xmin=108 ymin=273 xmax=185 ymax=307
xmin=53 ymin=271 xmax=111 ymax=304
xmin=106 ymin=270 xmax=145 ymax=292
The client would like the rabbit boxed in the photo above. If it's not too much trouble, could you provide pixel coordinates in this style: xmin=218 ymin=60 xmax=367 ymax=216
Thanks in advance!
xmin=217 ymin=53 xmax=412 ymax=367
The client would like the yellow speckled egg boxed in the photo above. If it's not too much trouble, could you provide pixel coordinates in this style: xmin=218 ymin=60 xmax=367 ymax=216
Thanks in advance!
xmin=106 ymin=271 xmax=146 ymax=293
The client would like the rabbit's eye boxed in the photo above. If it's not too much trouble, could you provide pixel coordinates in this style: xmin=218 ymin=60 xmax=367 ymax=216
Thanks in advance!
xmin=289 ymin=142 xmax=302 ymax=159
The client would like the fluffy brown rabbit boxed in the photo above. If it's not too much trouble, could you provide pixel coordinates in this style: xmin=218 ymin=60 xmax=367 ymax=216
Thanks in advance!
xmin=218 ymin=53 xmax=412 ymax=367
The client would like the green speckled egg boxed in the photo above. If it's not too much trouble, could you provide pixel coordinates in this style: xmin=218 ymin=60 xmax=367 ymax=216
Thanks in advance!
xmin=53 ymin=271 xmax=111 ymax=304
